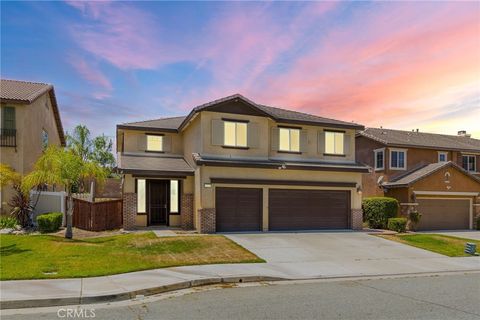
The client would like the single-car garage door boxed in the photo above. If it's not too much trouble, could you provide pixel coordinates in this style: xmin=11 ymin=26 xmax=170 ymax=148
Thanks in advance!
xmin=269 ymin=189 xmax=350 ymax=231
xmin=216 ymin=187 xmax=263 ymax=232
xmin=416 ymin=198 xmax=470 ymax=230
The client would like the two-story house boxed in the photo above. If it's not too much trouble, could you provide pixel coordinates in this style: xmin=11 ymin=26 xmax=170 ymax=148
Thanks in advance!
xmin=0 ymin=79 xmax=66 ymax=214
xmin=116 ymin=94 xmax=369 ymax=233
xmin=356 ymin=128 xmax=480 ymax=230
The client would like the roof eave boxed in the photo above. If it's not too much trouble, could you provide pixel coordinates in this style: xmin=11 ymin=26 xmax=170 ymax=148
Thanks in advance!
xmin=116 ymin=124 xmax=179 ymax=133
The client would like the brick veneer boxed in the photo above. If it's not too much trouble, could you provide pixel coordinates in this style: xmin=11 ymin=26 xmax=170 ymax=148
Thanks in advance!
xmin=198 ymin=208 xmax=215 ymax=233
xmin=123 ymin=193 xmax=137 ymax=230
xmin=181 ymin=193 xmax=194 ymax=230
xmin=351 ymin=209 xmax=363 ymax=230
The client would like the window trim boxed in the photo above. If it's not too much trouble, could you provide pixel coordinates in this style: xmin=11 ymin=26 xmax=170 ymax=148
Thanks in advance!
xmin=146 ymin=133 xmax=164 ymax=152
xmin=389 ymin=148 xmax=407 ymax=170
xmin=437 ymin=151 xmax=448 ymax=163
xmin=374 ymin=148 xmax=385 ymax=171
xmin=223 ymin=120 xmax=248 ymax=148
xmin=324 ymin=130 xmax=345 ymax=156
xmin=462 ymin=154 xmax=476 ymax=172
xmin=278 ymin=127 xmax=301 ymax=153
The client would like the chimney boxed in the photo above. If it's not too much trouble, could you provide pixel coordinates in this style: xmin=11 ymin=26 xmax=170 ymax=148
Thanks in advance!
xmin=416 ymin=128 xmax=419 ymax=132
xmin=458 ymin=130 xmax=471 ymax=137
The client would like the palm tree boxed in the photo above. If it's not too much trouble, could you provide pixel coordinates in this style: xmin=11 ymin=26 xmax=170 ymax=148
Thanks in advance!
xmin=22 ymin=146 xmax=107 ymax=239
xmin=0 ymin=163 xmax=21 ymax=187
xmin=66 ymin=125 xmax=92 ymax=162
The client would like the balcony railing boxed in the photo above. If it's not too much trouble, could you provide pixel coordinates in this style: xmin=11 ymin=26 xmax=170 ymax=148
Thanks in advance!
xmin=0 ymin=128 xmax=17 ymax=147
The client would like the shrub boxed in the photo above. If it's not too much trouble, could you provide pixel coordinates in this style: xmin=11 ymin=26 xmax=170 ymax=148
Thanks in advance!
xmin=362 ymin=197 xmax=399 ymax=229
xmin=36 ymin=212 xmax=63 ymax=233
xmin=0 ymin=216 xmax=18 ymax=229
xmin=388 ymin=218 xmax=407 ymax=233
xmin=408 ymin=210 xmax=422 ymax=231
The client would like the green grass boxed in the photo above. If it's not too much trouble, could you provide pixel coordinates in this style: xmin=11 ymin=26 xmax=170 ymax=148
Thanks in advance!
xmin=378 ymin=234 xmax=480 ymax=257
xmin=0 ymin=232 xmax=264 ymax=280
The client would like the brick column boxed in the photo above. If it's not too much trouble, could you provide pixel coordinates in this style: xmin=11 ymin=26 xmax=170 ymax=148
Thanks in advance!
xmin=181 ymin=193 xmax=194 ymax=230
xmin=198 ymin=208 xmax=215 ymax=233
xmin=351 ymin=209 xmax=363 ymax=230
xmin=123 ymin=193 xmax=137 ymax=230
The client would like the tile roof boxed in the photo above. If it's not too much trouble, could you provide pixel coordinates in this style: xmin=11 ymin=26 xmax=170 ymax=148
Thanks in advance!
xmin=1 ymin=79 xmax=52 ymax=102
xmin=383 ymin=161 xmax=480 ymax=187
xmin=359 ymin=127 xmax=480 ymax=152
xmin=118 ymin=94 xmax=363 ymax=132
xmin=117 ymin=153 xmax=194 ymax=175
xmin=0 ymin=79 xmax=65 ymax=146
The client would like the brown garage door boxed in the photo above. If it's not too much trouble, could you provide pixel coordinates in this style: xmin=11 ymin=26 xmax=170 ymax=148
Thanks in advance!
xmin=216 ymin=187 xmax=263 ymax=232
xmin=416 ymin=198 xmax=470 ymax=230
xmin=269 ymin=189 xmax=350 ymax=231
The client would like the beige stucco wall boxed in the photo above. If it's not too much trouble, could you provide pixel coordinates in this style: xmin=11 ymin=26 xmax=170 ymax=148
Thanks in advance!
xmin=0 ymin=93 xmax=62 ymax=214
xmin=121 ymin=129 xmax=183 ymax=155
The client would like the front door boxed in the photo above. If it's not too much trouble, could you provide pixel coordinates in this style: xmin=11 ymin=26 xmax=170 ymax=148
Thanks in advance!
xmin=149 ymin=180 xmax=168 ymax=225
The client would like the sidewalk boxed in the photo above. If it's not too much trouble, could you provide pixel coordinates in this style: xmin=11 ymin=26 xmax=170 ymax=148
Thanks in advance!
xmin=1 ymin=254 xmax=479 ymax=309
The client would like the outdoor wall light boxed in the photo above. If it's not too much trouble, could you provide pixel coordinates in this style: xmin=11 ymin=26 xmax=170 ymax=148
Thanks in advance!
xmin=356 ymin=184 xmax=363 ymax=195
xmin=204 ymin=183 xmax=212 ymax=188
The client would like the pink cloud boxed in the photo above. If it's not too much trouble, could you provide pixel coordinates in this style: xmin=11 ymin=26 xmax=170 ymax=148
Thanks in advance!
xmin=68 ymin=54 xmax=112 ymax=98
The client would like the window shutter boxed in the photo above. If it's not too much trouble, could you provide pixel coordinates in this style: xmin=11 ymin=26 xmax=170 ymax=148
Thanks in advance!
xmin=318 ymin=131 xmax=325 ymax=154
xmin=343 ymin=133 xmax=351 ymax=155
xmin=163 ymin=135 xmax=172 ymax=152
xmin=247 ymin=123 xmax=259 ymax=148
xmin=271 ymin=127 xmax=279 ymax=151
xmin=137 ymin=135 xmax=146 ymax=151
xmin=300 ymin=130 xmax=308 ymax=152
xmin=211 ymin=119 xmax=224 ymax=146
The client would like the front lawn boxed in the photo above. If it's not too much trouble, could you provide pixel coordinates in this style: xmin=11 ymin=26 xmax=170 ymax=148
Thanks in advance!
xmin=378 ymin=234 xmax=480 ymax=257
xmin=0 ymin=232 xmax=264 ymax=280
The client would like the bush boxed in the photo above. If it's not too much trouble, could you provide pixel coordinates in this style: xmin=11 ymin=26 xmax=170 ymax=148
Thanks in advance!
xmin=36 ymin=212 xmax=63 ymax=233
xmin=0 ymin=216 xmax=18 ymax=229
xmin=362 ymin=197 xmax=399 ymax=229
xmin=388 ymin=218 xmax=407 ymax=233
xmin=408 ymin=210 xmax=422 ymax=231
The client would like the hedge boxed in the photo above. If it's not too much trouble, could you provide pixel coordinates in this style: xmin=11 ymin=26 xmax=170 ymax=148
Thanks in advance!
xmin=37 ymin=212 xmax=63 ymax=233
xmin=362 ymin=197 xmax=399 ymax=229
xmin=388 ymin=218 xmax=407 ymax=233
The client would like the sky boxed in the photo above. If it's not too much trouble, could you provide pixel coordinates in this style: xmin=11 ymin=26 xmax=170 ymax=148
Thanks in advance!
xmin=1 ymin=1 xmax=479 ymax=140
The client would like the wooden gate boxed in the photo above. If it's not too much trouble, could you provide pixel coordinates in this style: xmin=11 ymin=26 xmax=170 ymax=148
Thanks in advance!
xmin=73 ymin=198 xmax=123 ymax=231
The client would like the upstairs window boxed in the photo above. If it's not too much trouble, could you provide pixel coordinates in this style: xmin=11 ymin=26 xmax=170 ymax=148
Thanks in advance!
xmin=146 ymin=134 xmax=163 ymax=152
xmin=224 ymin=121 xmax=247 ymax=147
xmin=325 ymin=131 xmax=344 ymax=155
xmin=462 ymin=155 xmax=476 ymax=172
xmin=42 ymin=129 xmax=48 ymax=150
xmin=1 ymin=106 xmax=16 ymax=130
xmin=279 ymin=127 xmax=300 ymax=152
xmin=438 ymin=152 xmax=448 ymax=163
xmin=374 ymin=149 xmax=385 ymax=170
xmin=390 ymin=149 xmax=406 ymax=170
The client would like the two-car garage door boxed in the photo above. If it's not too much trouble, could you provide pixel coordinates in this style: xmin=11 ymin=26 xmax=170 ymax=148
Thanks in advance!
xmin=215 ymin=187 xmax=350 ymax=232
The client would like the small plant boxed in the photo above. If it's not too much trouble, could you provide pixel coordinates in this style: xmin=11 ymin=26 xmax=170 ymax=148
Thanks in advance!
xmin=36 ymin=212 xmax=63 ymax=233
xmin=387 ymin=218 xmax=407 ymax=233
xmin=362 ymin=197 xmax=399 ymax=229
xmin=408 ymin=210 xmax=422 ymax=231
xmin=0 ymin=216 xmax=18 ymax=229
xmin=8 ymin=186 xmax=33 ymax=228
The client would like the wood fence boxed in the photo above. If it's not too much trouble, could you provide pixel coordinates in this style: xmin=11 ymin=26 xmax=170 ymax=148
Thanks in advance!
xmin=73 ymin=198 xmax=123 ymax=231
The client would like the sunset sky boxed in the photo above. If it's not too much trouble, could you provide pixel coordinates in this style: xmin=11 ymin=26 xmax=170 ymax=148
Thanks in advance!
xmin=1 ymin=1 xmax=479 ymax=139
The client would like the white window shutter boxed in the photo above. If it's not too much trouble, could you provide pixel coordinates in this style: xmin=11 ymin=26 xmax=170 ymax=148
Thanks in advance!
xmin=163 ymin=135 xmax=172 ymax=152
xmin=343 ymin=133 xmax=351 ymax=155
xmin=137 ymin=135 xmax=146 ymax=151
xmin=271 ymin=127 xmax=279 ymax=151
xmin=318 ymin=131 xmax=325 ymax=154
xmin=300 ymin=130 xmax=308 ymax=152
xmin=211 ymin=119 xmax=224 ymax=146
xmin=247 ymin=123 xmax=259 ymax=148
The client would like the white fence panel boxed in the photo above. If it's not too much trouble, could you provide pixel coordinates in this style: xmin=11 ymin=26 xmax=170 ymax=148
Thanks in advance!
xmin=30 ymin=191 xmax=67 ymax=226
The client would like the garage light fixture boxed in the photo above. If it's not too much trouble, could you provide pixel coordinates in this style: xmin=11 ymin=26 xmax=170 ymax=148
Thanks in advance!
xmin=356 ymin=184 xmax=362 ymax=195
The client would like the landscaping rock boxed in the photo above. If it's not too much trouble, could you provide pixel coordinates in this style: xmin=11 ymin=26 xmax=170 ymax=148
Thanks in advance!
xmin=0 ymin=228 xmax=14 ymax=234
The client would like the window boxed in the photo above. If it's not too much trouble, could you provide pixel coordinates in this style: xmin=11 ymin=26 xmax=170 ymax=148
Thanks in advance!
xmin=390 ymin=149 xmax=407 ymax=170
xmin=146 ymin=135 xmax=163 ymax=152
xmin=438 ymin=152 xmax=448 ymax=163
xmin=170 ymin=180 xmax=179 ymax=213
xmin=279 ymin=127 xmax=300 ymax=152
xmin=462 ymin=155 xmax=476 ymax=172
xmin=374 ymin=149 xmax=385 ymax=170
xmin=325 ymin=131 xmax=344 ymax=155
xmin=1 ymin=106 xmax=15 ymax=130
xmin=137 ymin=179 xmax=146 ymax=213
xmin=224 ymin=121 xmax=247 ymax=147
xmin=41 ymin=129 xmax=48 ymax=150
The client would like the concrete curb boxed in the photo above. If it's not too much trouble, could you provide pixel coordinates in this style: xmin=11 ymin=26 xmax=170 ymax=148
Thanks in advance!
xmin=0 ymin=276 xmax=285 ymax=310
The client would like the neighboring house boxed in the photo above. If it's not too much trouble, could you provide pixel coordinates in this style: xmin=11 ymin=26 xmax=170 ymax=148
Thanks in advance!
xmin=0 ymin=79 xmax=66 ymax=214
xmin=116 ymin=94 xmax=368 ymax=233
xmin=356 ymin=128 xmax=480 ymax=230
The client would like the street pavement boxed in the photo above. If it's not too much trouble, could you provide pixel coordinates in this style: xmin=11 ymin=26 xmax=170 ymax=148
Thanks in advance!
xmin=2 ymin=273 xmax=479 ymax=320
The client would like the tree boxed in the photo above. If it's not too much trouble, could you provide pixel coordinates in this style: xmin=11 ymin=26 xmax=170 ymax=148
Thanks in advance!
xmin=0 ymin=163 xmax=21 ymax=187
xmin=90 ymin=134 xmax=115 ymax=174
xmin=22 ymin=146 xmax=107 ymax=239
xmin=66 ymin=125 xmax=92 ymax=162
